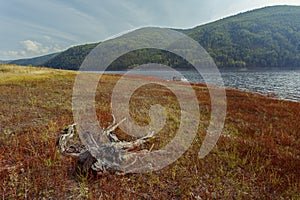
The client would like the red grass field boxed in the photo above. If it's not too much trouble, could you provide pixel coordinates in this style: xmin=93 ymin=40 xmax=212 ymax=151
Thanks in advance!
xmin=0 ymin=64 xmax=299 ymax=199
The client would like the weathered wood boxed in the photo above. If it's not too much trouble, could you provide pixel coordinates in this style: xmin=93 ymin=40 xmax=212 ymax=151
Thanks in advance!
xmin=56 ymin=118 xmax=154 ymax=176
xmin=76 ymin=150 xmax=97 ymax=178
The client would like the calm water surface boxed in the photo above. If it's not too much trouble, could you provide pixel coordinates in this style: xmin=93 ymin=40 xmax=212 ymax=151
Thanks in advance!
xmin=103 ymin=70 xmax=300 ymax=102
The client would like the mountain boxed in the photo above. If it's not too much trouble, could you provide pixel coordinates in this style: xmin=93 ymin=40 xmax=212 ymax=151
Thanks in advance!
xmin=0 ymin=60 xmax=11 ymax=64
xmin=8 ymin=53 xmax=59 ymax=66
xmin=6 ymin=5 xmax=300 ymax=70
xmin=182 ymin=5 xmax=300 ymax=69
xmin=43 ymin=43 xmax=99 ymax=70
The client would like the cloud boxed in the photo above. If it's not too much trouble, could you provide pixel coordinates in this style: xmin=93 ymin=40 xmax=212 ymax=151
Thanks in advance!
xmin=1 ymin=0 xmax=300 ymax=60
xmin=43 ymin=35 xmax=52 ymax=41
xmin=2 ymin=40 xmax=62 ymax=59
xmin=3 ymin=51 xmax=19 ymax=57
xmin=20 ymin=40 xmax=46 ymax=53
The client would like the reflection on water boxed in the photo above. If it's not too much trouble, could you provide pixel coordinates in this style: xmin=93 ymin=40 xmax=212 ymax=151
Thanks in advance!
xmin=103 ymin=70 xmax=300 ymax=102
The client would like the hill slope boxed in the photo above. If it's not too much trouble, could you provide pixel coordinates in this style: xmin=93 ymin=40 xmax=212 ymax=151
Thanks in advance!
xmin=7 ymin=5 xmax=300 ymax=70
xmin=0 ymin=60 xmax=11 ymax=64
xmin=9 ymin=53 xmax=59 ymax=66
xmin=183 ymin=5 xmax=300 ymax=69
xmin=43 ymin=43 xmax=99 ymax=70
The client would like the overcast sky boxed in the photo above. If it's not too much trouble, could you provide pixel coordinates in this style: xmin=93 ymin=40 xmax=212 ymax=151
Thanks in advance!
xmin=1 ymin=0 xmax=300 ymax=60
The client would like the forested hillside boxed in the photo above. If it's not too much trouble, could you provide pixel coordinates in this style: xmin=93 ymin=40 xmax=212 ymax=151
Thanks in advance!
xmin=183 ymin=5 xmax=300 ymax=69
xmin=7 ymin=6 xmax=300 ymax=70
xmin=43 ymin=43 xmax=99 ymax=70
xmin=9 ymin=53 xmax=59 ymax=66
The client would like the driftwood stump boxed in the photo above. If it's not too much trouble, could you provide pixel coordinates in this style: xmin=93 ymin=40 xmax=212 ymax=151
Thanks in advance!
xmin=76 ymin=151 xmax=97 ymax=177
xmin=56 ymin=118 xmax=154 ymax=177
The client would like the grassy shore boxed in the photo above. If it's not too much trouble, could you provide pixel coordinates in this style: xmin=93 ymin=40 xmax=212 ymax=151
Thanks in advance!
xmin=0 ymin=64 xmax=299 ymax=199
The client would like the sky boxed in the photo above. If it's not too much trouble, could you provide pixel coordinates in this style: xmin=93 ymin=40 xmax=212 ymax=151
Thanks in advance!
xmin=1 ymin=0 xmax=300 ymax=60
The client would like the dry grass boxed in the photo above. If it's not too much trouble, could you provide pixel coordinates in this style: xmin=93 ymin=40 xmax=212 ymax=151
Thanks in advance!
xmin=0 ymin=64 xmax=299 ymax=199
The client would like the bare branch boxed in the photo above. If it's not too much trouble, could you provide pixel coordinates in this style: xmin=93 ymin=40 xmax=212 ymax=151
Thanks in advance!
xmin=56 ymin=118 xmax=154 ymax=175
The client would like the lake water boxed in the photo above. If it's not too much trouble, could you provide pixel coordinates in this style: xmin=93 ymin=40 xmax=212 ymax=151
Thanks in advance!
xmin=102 ymin=70 xmax=300 ymax=102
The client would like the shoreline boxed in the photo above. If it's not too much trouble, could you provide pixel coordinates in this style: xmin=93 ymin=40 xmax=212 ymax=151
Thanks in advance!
xmin=1 ymin=64 xmax=300 ymax=198
xmin=98 ymin=71 xmax=300 ymax=103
